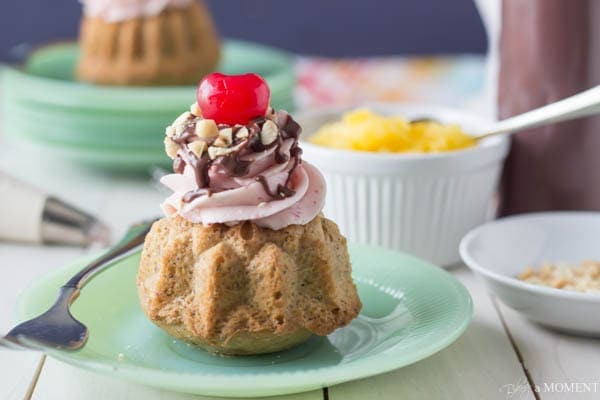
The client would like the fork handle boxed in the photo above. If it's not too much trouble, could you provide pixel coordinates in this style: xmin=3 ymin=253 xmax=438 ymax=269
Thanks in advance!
xmin=64 ymin=220 xmax=156 ymax=289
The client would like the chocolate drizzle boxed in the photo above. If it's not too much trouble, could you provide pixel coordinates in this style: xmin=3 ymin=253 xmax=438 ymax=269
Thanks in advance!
xmin=217 ymin=134 xmax=253 ymax=177
xmin=171 ymin=115 xmax=197 ymax=145
xmin=171 ymin=115 xmax=215 ymax=189
xmin=172 ymin=156 xmax=185 ymax=174
xmin=219 ymin=156 xmax=251 ymax=177
xmin=171 ymin=109 xmax=303 ymax=203
xmin=274 ymin=136 xmax=289 ymax=164
xmin=286 ymin=146 xmax=302 ymax=185
xmin=182 ymin=188 xmax=210 ymax=203
xmin=171 ymin=129 xmax=194 ymax=144
xmin=255 ymin=176 xmax=292 ymax=199
xmin=255 ymin=138 xmax=303 ymax=199
xmin=276 ymin=110 xmax=301 ymax=140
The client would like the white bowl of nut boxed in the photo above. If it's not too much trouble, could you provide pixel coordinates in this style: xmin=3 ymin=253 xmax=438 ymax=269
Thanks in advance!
xmin=460 ymin=212 xmax=600 ymax=336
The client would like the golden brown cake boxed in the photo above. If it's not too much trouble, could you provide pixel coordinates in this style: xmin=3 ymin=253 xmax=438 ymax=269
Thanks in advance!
xmin=76 ymin=0 xmax=220 ymax=86
xmin=137 ymin=215 xmax=361 ymax=355
xmin=137 ymin=73 xmax=361 ymax=355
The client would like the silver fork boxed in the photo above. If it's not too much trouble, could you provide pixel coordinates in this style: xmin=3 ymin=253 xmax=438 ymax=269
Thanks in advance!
xmin=2 ymin=219 xmax=157 ymax=351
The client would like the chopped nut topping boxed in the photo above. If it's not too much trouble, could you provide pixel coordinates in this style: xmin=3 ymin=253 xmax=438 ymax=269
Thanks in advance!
xmin=174 ymin=111 xmax=191 ymax=127
xmin=218 ymin=128 xmax=233 ymax=145
xmin=261 ymin=120 xmax=279 ymax=145
xmin=165 ymin=125 xmax=176 ymax=138
xmin=190 ymin=102 xmax=201 ymax=117
xmin=518 ymin=260 xmax=600 ymax=293
xmin=175 ymin=125 xmax=186 ymax=136
xmin=213 ymin=138 xmax=226 ymax=147
xmin=194 ymin=119 xmax=218 ymax=139
xmin=188 ymin=140 xmax=207 ymax=157
xmin=164 ymin=137 xmax=179 ymax=159
xmin=208 ymin=145 xmax=234 ymax=160
xmin=236 ymin=126 xmax=249 ymax=139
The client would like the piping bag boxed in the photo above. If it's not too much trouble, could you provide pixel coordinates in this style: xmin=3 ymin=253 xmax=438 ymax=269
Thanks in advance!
xmin=0 ymin=172 xmax=111 ymax=246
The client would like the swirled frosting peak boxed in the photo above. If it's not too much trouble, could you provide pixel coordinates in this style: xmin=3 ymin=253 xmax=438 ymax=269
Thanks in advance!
xmin=80 ymin=0 xmax=193 ymax=22
xmin=160 ymin=104 xmax=326 ymax=230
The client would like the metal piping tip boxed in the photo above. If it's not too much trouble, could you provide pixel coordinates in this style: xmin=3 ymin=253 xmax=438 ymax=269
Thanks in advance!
xmin=41 ymin=197 xmax=111 ymax=247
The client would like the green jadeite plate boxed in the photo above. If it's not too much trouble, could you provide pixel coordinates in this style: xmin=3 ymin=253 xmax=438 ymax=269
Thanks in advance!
xmin=0 ymin=40 xmax=295 ymax=171
xmin=15 ymin=245 xmax=472 ymax=398
xmin=3 ymin=40 xmax=294 ymax=111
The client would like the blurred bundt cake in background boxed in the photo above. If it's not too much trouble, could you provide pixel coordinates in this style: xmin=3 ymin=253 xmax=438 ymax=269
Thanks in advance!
xmin=76 ymin=0 xmax=220 ymax=86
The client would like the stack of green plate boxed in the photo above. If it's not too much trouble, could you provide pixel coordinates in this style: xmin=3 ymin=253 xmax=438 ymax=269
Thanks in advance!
xmin=0 ymin=40 xmax=295 ymax=172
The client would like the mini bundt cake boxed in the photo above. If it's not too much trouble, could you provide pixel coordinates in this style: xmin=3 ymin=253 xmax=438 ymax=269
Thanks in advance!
xmin=137 ymin=73 xmax=362 ymax=355
xmin=138 ymin=214 xmax=361 ymax=355
xmin=77 ymin=0 xmax=220 ymax=86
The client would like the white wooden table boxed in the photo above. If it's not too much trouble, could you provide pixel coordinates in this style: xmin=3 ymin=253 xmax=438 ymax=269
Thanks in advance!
xmin=1 ymin=137 xmax=600 ymax=400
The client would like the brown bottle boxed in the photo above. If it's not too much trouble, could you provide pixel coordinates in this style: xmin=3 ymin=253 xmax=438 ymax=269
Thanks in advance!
xmin=498 ymin=0 xmax=600 ymax=215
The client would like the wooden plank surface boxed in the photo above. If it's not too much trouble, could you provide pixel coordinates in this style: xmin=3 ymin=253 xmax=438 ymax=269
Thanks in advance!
xmin=0 ymin=350 xmax=44 ymax=400
xmin=496 ymin=301 xmax=600 ymax=400
xmin=0 ymin=244 xmax=83 ymax=400
xmin=328 ymin=266 xmax=535 ymax=400
xmin=33 ymin=357 xmax=322 ymax=400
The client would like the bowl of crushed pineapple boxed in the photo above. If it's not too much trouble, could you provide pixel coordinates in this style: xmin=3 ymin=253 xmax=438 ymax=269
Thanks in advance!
xmin=297 ymin=103 xmax=509 ymax=266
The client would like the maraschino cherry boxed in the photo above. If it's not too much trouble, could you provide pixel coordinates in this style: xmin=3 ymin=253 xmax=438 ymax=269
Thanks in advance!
xmin=196 ymin=73 xmax=270 ymax=125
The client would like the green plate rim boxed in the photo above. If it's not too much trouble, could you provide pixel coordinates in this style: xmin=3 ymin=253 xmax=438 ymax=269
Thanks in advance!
xmin=1 ymin=39 xmax=295 ymax=112
xmin=14 ymin=244 xmax=473 ymax=397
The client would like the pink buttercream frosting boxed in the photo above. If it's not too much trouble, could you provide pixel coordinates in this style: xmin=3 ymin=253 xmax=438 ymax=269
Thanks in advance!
xmin=160 ymin=110 xmax=326 ymax=230
xmin=80 ymin=0 xmax=193 ymax=22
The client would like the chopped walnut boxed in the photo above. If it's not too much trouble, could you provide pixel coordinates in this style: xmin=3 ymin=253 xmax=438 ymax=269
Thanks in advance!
xmin=261 ymin=120 xmax=279 ymax=145
xmin=190 ymin=102 xmax=202 ymax=117
xmin=188 ymin=140 xmax=207 ymax=157
xmin=165 ymin=125 xmax=176 ymax=138
xmin=518 ymin=260 xmax=600 ymax=293
xmin=208 ymin=146 xmax=234 ymax=159
xmin=218 ymin=128 xmax=233 ymax=146
xmin=173 ymin=111 xmax=192 ymax=136
xmin=195 ymin=119 xmax=218 ymax=139
xmin=213 ymin=138 xmax=227 ymax=148
xmin=174 ymin=111 xmax=191 ymax=127
xmin=164 ymin=137 xmax=179 ymax=159
xmin=236 ymin=126 xmax=249 ymax=139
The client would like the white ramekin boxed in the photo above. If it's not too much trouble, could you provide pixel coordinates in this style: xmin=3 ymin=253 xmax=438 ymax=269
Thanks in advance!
xmin=298 ymin=103 xmax=510 ymax=266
